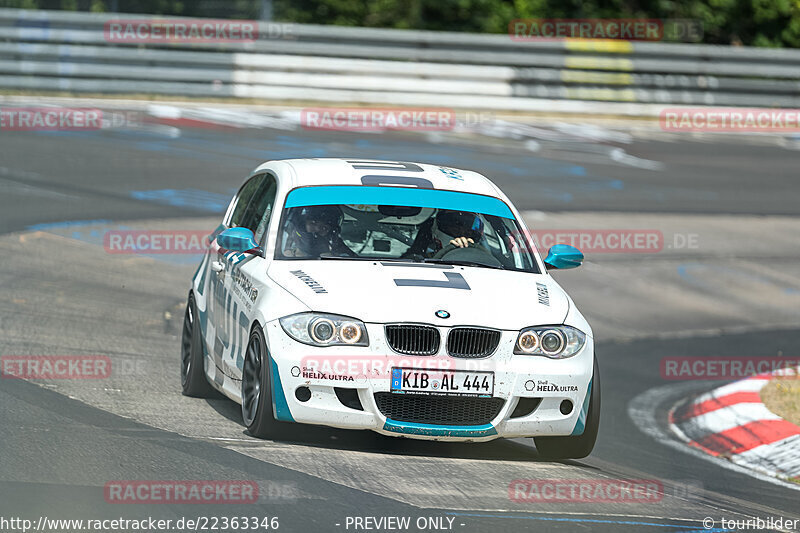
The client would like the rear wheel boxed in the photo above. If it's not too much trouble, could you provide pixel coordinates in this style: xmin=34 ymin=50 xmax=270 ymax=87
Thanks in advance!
xmin=242 ymin=326 xmax=283 ymax=439
xmin=181 ymin=293 xmax=215 ymax=397
xmin=534 ymin=357 xmax=600 ymax=460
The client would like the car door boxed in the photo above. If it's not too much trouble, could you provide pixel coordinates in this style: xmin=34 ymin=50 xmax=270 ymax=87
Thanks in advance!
xmin=208 ymin=174 xmax=265 ymax=385
xmin=220 ymin=174 xmax=278 ymax=380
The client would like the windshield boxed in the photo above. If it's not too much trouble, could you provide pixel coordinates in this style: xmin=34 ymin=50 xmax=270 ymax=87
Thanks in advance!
xmin=275 ymin=186 xmax=540 ymax=273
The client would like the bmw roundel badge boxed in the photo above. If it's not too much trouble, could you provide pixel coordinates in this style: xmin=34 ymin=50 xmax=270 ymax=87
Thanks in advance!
xmin=435 ymin=310 xmax=450 ymax=319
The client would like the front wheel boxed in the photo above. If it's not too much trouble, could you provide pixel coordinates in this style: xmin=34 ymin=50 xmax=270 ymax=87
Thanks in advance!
xmin=241 ymin=326 xmax=283 ymax=439
xmin=534 ymin=357 xmax=601 ymax=460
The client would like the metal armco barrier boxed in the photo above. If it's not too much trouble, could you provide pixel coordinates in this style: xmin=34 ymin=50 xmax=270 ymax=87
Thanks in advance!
xmin=2 ymin=8 xmax=800 ymax=115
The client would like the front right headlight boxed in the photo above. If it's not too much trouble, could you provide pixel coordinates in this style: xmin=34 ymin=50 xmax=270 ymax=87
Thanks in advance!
xmin=279 ymin=312 xmax=369 ymax=347
xmin=514 ymin=325 xmax=585 ymax=358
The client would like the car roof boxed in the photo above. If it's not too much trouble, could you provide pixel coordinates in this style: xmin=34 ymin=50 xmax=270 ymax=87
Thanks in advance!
xmin=255 ymin=158 xmax=504 ymax=198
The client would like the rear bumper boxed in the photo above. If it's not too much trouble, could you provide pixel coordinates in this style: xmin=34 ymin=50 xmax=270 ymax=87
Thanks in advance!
xmin=263 ymin=320 xmax=595 ymax=442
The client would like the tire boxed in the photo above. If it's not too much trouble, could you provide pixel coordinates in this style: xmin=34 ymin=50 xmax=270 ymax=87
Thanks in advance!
xmin=180 ymin=293 xmax=215 ymax=397
xmin=534 ymin=357 xmax=601 ymax=460
xmin=241 ymin=325 xmax=283 ymax=439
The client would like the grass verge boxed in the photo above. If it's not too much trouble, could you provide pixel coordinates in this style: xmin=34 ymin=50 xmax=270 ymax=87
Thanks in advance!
xmin=761 ymin=376 xmax=800 ymax=428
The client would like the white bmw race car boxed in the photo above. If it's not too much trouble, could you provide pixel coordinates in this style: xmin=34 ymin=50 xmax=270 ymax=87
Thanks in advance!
xmin=181 ymin=158 xmax=599 ymax=459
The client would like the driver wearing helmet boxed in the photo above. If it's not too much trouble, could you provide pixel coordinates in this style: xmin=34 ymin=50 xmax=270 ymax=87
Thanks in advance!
xmin=283 ymin=205 xmax=354 ymax=258
xmin=427 ymin=210 xmax=484 ymax=256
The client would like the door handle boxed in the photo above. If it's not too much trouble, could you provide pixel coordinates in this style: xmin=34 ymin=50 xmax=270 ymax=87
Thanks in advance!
xmin=211 ymin=261 xmax=224 ymax=272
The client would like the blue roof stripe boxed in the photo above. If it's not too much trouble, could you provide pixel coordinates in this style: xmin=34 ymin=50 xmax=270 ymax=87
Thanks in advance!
xmin=284 ymin=186 xmax=514 ymax=219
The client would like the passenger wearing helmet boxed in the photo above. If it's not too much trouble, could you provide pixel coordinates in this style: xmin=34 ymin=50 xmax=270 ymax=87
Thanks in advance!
xmin=429 ymin=210 xmax=485 ymax=255
xmin=283 ymin=205 xmax=354 ymax=258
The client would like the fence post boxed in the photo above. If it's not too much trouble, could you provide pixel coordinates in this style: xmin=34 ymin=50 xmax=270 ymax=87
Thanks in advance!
xmin=260 ymin=0 xmax=273 ymax=21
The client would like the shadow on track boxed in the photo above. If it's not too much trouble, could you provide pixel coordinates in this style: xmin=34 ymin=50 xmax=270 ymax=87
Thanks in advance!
xmin=201 ymin=393 xmax=600 ymax=468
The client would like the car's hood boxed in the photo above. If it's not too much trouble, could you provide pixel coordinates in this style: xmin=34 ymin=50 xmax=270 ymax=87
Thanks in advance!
xmin=268 ymin=260 xmax=568 ymax=330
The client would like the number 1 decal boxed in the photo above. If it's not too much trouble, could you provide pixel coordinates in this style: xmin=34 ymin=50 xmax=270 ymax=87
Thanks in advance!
xmin=393 ymin=271 xmax=470 ymax=290
xmin=347 ymin=160 xmax=424 ymax=172
xmin=381 ymin=262 xmax=471 ymax=290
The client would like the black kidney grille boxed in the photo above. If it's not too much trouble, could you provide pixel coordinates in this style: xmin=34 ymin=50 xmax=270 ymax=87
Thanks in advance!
xmin=385 ymin=325 xmax=440 ymax=356
xmin=447 ymin=328 xmax=501 ymax=358
xmin=375 ymin=393 xmax=505 ymax=426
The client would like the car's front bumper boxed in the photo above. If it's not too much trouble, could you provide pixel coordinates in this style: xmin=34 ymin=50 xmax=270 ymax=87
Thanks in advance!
xmin=263 ymin=320 xmax=594 ymax=442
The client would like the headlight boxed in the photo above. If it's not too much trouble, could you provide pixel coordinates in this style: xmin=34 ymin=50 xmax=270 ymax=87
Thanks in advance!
xmin=339 ymin=321 xmax=363 ymax=344
xmin=309 ymin=317 xmax=335 ymax=344
xmin=280 ymin=313 xmax=369 ymax=347
xmin=514 ymin=325 xmax=585 ymax=358
xmin=516 ymin=330 xmax=539 ymax=353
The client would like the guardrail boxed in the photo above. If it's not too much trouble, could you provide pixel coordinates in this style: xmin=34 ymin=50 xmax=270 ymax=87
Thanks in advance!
xmin=1 ymin=8 xmax=800 ymax=115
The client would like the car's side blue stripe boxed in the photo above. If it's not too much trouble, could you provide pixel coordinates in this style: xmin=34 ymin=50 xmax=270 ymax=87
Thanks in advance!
xmin=285 ymin=186 xmax=514 ymax=219
xmin=571 ymin=379 xmax=593 ymax=436
xmin=270 ymin=357 xmax=294 ymax=422
xmin=383 ymin=420 xmax=497 ymax=438
xmin=229 ymin=299 xmax=238 ymax=355
xmin=222 ymin=291 xmax=232 ymax=349
xmin=236 ymin=311 xmax=248 ymax=370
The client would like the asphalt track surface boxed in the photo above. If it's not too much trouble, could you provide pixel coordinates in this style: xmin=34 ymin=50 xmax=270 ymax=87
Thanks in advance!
xmin=2 ymin=108 xmax=800 ymax=533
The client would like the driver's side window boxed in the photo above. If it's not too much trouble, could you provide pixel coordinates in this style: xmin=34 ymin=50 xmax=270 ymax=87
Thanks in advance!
xmin=246 ymin=176 xmax=278 ymax=244
xmin=227 ymin=174 xmax=278 ymax=247
xmin=228 ymin=175 xmax=265 ymax=229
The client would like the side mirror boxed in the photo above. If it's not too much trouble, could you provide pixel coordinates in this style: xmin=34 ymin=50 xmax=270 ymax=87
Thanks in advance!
xmin=544 ymin=244 xmax=583 ymax=270
xmin=217 ymin=227 xmax=261 ymax=255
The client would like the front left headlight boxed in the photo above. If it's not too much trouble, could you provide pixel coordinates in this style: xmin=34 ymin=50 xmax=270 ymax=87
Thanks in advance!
xmin=279 ymin=312 xmax=369 ymax=347
xmin=514 ymin=325 xmax=585 ymax=358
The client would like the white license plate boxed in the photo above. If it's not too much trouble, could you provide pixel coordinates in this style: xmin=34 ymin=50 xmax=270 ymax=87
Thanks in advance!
xmin=390 ymin=367 xmax=494 ymax=397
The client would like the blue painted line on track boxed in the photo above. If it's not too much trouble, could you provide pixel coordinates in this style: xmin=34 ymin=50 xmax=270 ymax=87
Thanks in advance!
xmin=30 ymin=128 xmax=632 ymax=203
xmin=27 ymin=221 xmax=206 ymax=266
xmin=130 ymin=189 xmax=230 ymax=213
xmin=27 ymin=219 xmax=112 ymax=231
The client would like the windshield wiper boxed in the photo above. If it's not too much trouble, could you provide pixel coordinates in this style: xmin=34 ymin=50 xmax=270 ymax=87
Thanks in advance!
xmin=422 ymin=258 xmax=505 ymax=270
xmin=318 ymin=255 xmax=422 ymax=263
xmin=317 ymin=254 xmax=505 ymax=270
